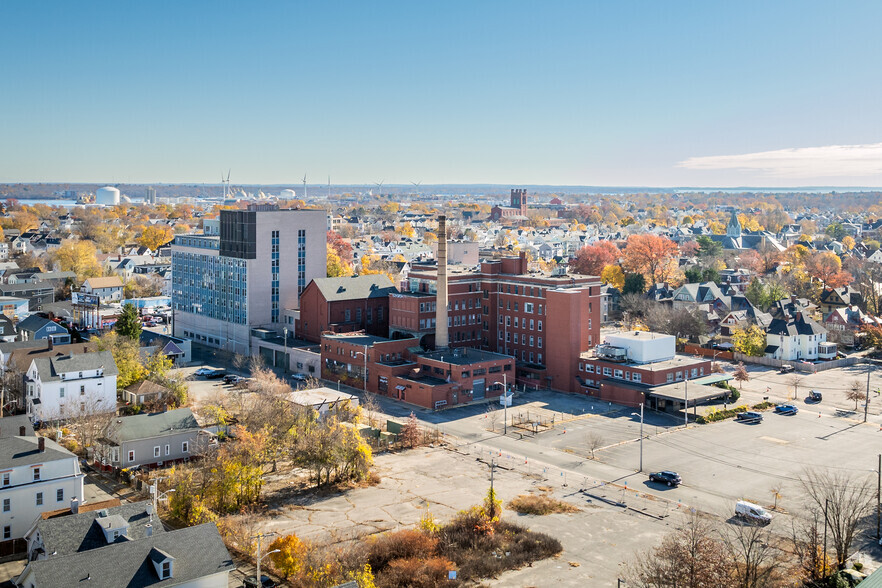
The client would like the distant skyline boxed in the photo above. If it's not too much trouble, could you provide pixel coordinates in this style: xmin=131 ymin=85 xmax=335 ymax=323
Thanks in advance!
xmin=2 ymin=1 xmax=881 ymax=187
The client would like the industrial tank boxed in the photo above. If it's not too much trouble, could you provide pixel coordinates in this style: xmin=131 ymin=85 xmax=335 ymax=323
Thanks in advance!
xmin=96 ymin=186 xmax=120 ymax=205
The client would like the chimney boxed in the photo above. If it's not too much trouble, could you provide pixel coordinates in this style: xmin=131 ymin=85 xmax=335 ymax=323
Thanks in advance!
xmin=435 ymin=215 xmax=449 ymax=349
xmin=145 ymin=523 xmax=153 ymax=537
xmin=48 ymin=336 xmax=54 ymax=351
xmin=70 ymin=497 xmax=79 ymax=514
xmin=19 ymin=425 xmax=26 ymax=436
xmin=38 ymin=436 xmax=45 ymax=452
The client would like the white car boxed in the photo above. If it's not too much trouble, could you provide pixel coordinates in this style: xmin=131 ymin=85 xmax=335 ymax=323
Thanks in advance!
xmin=194 ymin=368 xmax=214 ymax=377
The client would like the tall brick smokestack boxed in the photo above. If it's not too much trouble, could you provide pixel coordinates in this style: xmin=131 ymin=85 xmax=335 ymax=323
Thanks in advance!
xmin=435 ymin=215 xmax=449 ymax=349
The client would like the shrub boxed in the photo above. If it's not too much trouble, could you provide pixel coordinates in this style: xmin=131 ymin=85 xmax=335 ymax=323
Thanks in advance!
xmin=508 ymin=494 xmax=580 ymax=515
xmin=377 ymin=556 xmax=456 ymax=588
xmin=729 ymin=389 xmax=741 ymax=403
xmin=366 ymin=529 xmax=439 ymax=572
xmin=751 ymin=401 xmax=775 ymax=410
xmin=695 ymin=404 xmax=751 ymax=424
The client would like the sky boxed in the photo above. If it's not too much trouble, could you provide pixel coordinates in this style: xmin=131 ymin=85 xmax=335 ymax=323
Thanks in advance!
xmin=2 ymin=1 xmax=882 ymax=187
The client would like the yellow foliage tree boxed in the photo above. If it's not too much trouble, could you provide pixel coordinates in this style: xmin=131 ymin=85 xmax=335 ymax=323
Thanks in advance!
xmin=600 ymin=265 xmax=625 ymax=289
xmin=327 ymin=249 xmax=353 ymax=278
xmin=51 ymin=239 xmax=102 ymax=281
xmin=708 ymin=221 xmax=725 ymax=235
xmin=842 ymin=235 xmax=855 ymax=251
xmin=268 ymin=534 xmax=309 ymax=580
xmin=138 ymin=225 xmax=175 ymax=251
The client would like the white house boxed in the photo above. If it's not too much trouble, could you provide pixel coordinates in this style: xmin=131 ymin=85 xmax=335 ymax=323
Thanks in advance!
xmin=81 ymin=276 xmax=124 ymax=303
xmin=0 ymin=435 xmax=84 ymax=542
xmin=764 ymin=312 xmax=828 ymax=362
xmin=25 ymin=350 xmax=119 ymax=423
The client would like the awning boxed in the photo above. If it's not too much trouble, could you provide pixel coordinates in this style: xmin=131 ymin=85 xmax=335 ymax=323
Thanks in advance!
xmin=764 ymin=345 xmax=779 ymax=353
xmin=395 ymin=385 xmax=406 ymax=390
xmin=689 ymin=373 xmax=734 ymax=386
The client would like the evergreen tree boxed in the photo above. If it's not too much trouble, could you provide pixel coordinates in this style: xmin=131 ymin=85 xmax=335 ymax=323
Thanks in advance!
xmin=622 ymin=272 xmax=646 ymax=295
xmin=116 ymin=302 xmax=142 ymax=340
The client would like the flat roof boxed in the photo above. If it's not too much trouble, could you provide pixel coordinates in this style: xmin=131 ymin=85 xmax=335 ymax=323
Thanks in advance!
xmin=581 ymin=352 xmax=708 ymax=372
xmin=286 ymin=387 xmax=357 ymax=406
xmin=646 ymin=381 xmax=731 ymax=404
xmin=606 ymin=331 xmax=675 ymax=342
xmin=322 ymin=333 xmax=393 ymax=346
xmin=419 ymin=347 xmax=512 ymax=365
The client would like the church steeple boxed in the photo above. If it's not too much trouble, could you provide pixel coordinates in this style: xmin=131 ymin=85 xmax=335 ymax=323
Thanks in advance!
xmin=726 ymin=210 xmax=742 ymax=238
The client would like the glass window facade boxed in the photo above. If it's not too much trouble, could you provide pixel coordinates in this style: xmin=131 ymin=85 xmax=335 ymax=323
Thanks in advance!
xmin=172 ymin=250 xmax=248 ymax=324
xmin=271 ymin=230 xmax=280 ymax=323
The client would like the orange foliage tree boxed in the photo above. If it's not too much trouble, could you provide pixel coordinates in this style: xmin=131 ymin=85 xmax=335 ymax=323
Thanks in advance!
xmin=571 ymin=241 xmax=620 ymax=276
xmin=622 ymin=235 xmax=679 ymax=283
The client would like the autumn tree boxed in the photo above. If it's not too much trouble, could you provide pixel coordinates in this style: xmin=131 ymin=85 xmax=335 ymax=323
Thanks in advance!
xmin=805 ymin=251 xmax=852 ymax=288
xmin=50 ymin=239 xmax=102 ymax=281
xmin=571 ymin=241 xmax=620 ymax=276
xmin=137 ymin=224 xmax=175 ymax=250
xmin=600 ymin=265 xmax=625 ymax=290
xmin=93 ymin=331 xmax=146 ymax=389
xmin=733 ymin=362 xmax=750 ymax=389
xmin=400 ymin=412 xmax=422 ymax=448
xmin=327 ymin=249 xmax=353 ymax=278
xmin=268 ymin=533 xmax=309 ymax=580
xmin=622 ymin=234 xmax=679 ymax=284
xmin=327 ymin=230 xmax=353 ymax=264
xmin=846 ymin=379 xmax=864 ymax=411
xmin=731 ymin=325 xmax=766 ymax=357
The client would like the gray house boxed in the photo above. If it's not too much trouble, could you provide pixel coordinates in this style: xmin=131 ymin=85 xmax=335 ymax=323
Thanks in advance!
xmin=94 ymin=408 xmax=203 ymax=470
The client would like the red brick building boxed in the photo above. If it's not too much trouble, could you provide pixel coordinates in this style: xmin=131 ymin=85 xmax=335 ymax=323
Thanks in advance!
xmin=297 ymin=275 xmax=397 ymax=342
xmin=321 ymin=333 xmax=514 ymax=410
xmin=490 ymin=189 xmax=529 ymax=221
xmin=388 ymin=252 xmax=601 ymax=394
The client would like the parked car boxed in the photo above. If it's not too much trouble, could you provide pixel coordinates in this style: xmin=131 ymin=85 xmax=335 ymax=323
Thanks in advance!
xmin=194 ymin=368 xmax=214 ymax=377
xmin=223 ymin=374 xmax=244 ymax=385
xmin=290 ymin=373 xmax=308 ymax=383
xmin=735 ymin=500 xmax=772 ymax=525
xmin=808 ymin=390 xmax=823 ymax=403
xmin=243 ymin=575 xmax=277 ymax=588
xmin=648 ymin=471 xmax=681 ymax=487
xmin=205 ymin=369 xmax=227 ymax=379
xmin=774 ymin=404 xmax=799 ymax=415
xmin=735 ymin=411 xmax=763 ymax=423
xmin=779 ymin=364 xmax=795 ymax=374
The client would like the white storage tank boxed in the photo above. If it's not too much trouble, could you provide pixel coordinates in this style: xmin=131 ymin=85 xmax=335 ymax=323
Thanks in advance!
xmin=280 ymin=188 xmax=297 ymax=200
xmin=96 ymin=186 xmax=120 ymax=206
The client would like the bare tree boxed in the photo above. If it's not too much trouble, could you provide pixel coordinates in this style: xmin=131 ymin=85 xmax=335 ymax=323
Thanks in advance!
xmin=790 ymin=509 xmax=831 ymax=584
xmin=485 ymin=405 xmax=500 ymax=432
xmin=846 ymin=379 xmax=864 ymax=411
xmin=788 ymin=375 xmax=804 ymax=400
xmin=719 ymin=520 xmax=785 ymax=588
xmin=626 ymin=511 xmax=731 ymax=588
xmin=586 ymin=432 xmax=604 ymax=460
xmin=799 ymin=469 xmax=875 ymax=569
xmin=360 ymin=391 xmax=383 ymax=429
xmin=733 ymin=362 xmax=750 ymax=389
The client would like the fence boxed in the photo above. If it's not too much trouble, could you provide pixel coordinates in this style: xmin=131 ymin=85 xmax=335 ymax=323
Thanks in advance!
xmin=733 ymin=352 xmax=859 ymax=373
xmin=683 ymin=344 xmax=734 ymax=361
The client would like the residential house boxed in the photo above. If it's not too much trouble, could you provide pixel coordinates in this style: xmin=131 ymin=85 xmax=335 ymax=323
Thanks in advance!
xmin=0 ymin=295 xmax=29 ymax=319
xmin=25 ymin=350 xmax=118 ymax=423
xmin=0 ymin=315 xmax=16 ymax=342
xmin=824 ymin=306 xmax=882 ymax=347
xmin=122 ymin=380 xmax=172 ymax=407
xmin=139 ymin=331 xmax=191 ymax=364
xmin=0 ymin=435 xmax=84 ymax=543
xmin=0 ymin=283 xmax=54 ymax=311
xmin=600 ymin=284 xmax=621 ymax=323
xmin=93 ymin=408 xmax=202 ymax=470
xmin=15 ymin=521 xmax=234 ymax=588
xmin=17 ymin=315 xmax=71 ymax=344
xmin=81 ymin=276 xmax=124 ymax=303
xmin=819 ymin=286 xmax=863 ymax=319
xmin=764 ymin=310 xmax=828 ymax=362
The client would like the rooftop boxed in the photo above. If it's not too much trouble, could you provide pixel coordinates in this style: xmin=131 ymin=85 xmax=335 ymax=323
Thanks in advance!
xmin=419 ymin=347 xmax=512 ymax=366
xmin=102 ymin=408 xmax=200 ymax=444
xmin=323 ymin=333 xmax=398 ymax=347
xmin=581 ymin=351 xmax=708 ymax=372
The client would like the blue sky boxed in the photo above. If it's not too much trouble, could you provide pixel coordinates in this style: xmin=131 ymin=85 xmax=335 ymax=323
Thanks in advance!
xmin=2 ymin=1 xmax=881 ymax=187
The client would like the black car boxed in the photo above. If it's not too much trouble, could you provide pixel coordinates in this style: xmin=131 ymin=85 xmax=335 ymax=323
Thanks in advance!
xmin=205 ymin=369 xmax=227 ymax=379
xmin=735 ymin=411 xmax=763 ymax=423
xmin=243 ymin=576 xmax=277 ymax=588
xmin=808 ymin=390 xmax=823 ymax=403
xmin=222 ymin=374 xmax=243 ymax=384
xmin=648 ymin=471 xmax=682 ymax=487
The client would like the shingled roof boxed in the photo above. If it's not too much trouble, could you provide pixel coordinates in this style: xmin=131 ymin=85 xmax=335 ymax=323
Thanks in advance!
xmin=310 ymin=274 xmax=398 ymax=302
xmin=101 ymin=408 xmax=200 ymax=444
xmin=31 ymin=350 xmax=118 ymax=382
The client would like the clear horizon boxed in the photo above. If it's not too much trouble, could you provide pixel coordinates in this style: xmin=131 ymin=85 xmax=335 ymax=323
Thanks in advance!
xmin=2 ymin=1 xmax=881 ymax=187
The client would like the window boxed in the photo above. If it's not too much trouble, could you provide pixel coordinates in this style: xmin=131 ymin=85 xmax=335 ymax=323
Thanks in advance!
xmin=165 ymin=445 xmax=170 ymax=456
xmin=633 ymin=373 xmax=642 ymax=383
xmin=538 ymin=321 xmax=542 ymax=331
xmin=525 ymin=302 xmax=534 ymax=313
xmin=585 ymin=364 xmax=594 ymax=373
xmin=2 ymin=498 xmax=9 ymax=512
xmin=530 ymin=319 xmax=534 ymax=329
xmin=154 ymin=446 xmax=161 ymax=458
xmin=514 ymin=317 xmax=519 ymax=328
xmin=33 ymin=468 xmax=40 ymax=481
xmin=538 ymin=354 xmax=542 ymax=364
xmin=676 ymin=371 xmax=683 ymax=381
xmin=161 ymin=561 xmax=171 ymax=579
xmin=666 ymin=373 xmax=674 ymax=383
xmin=2 ymin=473 xmax=8 ymax=487
xmin=3 ymin=526 xmax=9 ymax=540
xmin=80 ymin=385 xmax=85 ymax=395
xmin=529 ymin=336 xmax=534 ymax=346
xmin=57 ymin=488 xmax=64 ymax=502
xmin=128 ymin=450 xmax=135 ymax=462
xmin=59 ymin=387 xmax=65 ymax=398
xmin=603 ymin=367 xmax=612 ymax=376
xmin=538 ymin=337 xmax=542 ymax=348
xmin=182 ymin=441 xmax=189 ymax=453
xmin=36 ymin=492 xmax=43 ymax=506
xmin=614 ymin=369 xmax=624 ymax=379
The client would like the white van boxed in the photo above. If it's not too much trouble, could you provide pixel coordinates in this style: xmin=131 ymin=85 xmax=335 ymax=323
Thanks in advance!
xmin=735 ymin=500 xmax=772 ymax=525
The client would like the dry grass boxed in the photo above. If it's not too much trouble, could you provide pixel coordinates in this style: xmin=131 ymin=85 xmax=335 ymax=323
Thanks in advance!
xmin=508 ymin=493 xmax=580 ymax=516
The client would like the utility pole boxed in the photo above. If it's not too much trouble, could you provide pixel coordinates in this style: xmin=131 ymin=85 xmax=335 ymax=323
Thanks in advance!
xmin=639 ymin=401 xmax=644 ymax=472
xmin=823 ymin=498 xmax=829 ymax=568
xmin=877 ymin=453 xmax=881 ymax=541
xmin=503 ymin=373 xmax=508 ymax=435
xmin=253 ymin=532 xmax=279 ymax=586
xmin=865 ymin=363 xmax=871 ymax=423
xmin=684 ymin=377 xmax=689 ymax=428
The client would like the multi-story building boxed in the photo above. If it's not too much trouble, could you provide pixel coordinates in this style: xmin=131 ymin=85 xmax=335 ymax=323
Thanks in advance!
xmin=0 ymin=434 xmax=84 ymax=543
xmin=297 ymin=275 xmax=397 ymax=343
xmin=92 ymin=408 xmax=202 ymax=471
xmin=490 ymin=188 xmax=529 ymax=221
xmin=389 ymin=252 xmax=601 ymax=393
xmin=25 ymin=350 xmax=119 ymax=423
xmin=171 ymin=205 xmax=326 ymax=354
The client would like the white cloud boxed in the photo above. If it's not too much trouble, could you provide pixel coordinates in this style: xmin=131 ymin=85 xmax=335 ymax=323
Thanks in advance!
xmin=677 ymin=142 xmax=882 ymax=178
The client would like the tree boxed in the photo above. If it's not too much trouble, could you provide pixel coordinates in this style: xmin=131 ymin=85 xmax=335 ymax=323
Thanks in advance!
xmin=623 ymin=272 xmax=647 ymax=295
xmin=622 ymin=235 xmax=679 ymax=283
xmin=586 ymin=432 xmax=604 ymax=459
xmin=50 ymin=239 xmax=102 ymax=281
xmin=846 ymin=379 xmax=864 ymax=411
xmin=731 ymin=326 xmax=766 ymax=357
xmin=485 ymin=405 xmax=500 ymax=432
xmin=571 ymin=241 xmax=620 ymax=276
xmin=806 ymin=252 xmax=852 ymax=289
xmin=600 ymin=265 xmax=625 ymax=290
xmin=268 ymin=534 xmax=309 ymax=580
xmin=116 ymin=303 xmax=142 ymax=339
xmin=137 ymin=225 xmax=175 ymax=251
xmin=719 ymin=519 xmax=784 ymax=588
xmin=825 ymin=222 xmax=847 ymax=241
xmin=696 ymin=235 xmax=723 ymax=259
xmin=799 ymin=469 xmax=875 ymax=569
xmin=733 ymin=362 xmax=749 ymax=389
xmin=400 ymin=412 xmax=421 ymax=448
xmin=842 ymin=235 xmax=855 ymax=251
xmin=327 ymin=249 xmax=353 ymax=278
xmin=327 ymin=230 xmax=353 ymax=264
xmin=93 ymin=332 xmax=146 ymax=389
xmin=788 ymin=375 xmax=804 ymax=400
xmin=627 ymin=511 xmax=731 ymax=588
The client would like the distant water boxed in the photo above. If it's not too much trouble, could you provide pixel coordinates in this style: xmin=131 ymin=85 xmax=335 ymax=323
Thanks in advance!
xmin=6 ymin=198 xmax=78 ymax=207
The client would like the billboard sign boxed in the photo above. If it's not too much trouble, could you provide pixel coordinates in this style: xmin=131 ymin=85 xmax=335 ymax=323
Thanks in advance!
xmin=72 ymin=292 xmax=100 ymax=308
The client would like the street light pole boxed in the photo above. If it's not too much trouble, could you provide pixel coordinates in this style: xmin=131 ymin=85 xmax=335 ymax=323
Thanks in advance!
xmin=503 ymin=373 xmax=508 ymax=435
xmin=865 ymin=362 xmax=871 ymax=423
xmin=252 ymin=532 xmax=279 ymax=587
xmin=684 ymin=376 xmax=689 ymax=428
xmin=283 ymin=327 xmax=288 ymax=374
xmin=631 ymin=396 xmax=644 ymax=472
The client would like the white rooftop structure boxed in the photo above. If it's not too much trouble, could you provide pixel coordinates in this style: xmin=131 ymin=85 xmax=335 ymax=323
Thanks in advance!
xmin=602 ymin=331 xmax=676 ymax=364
